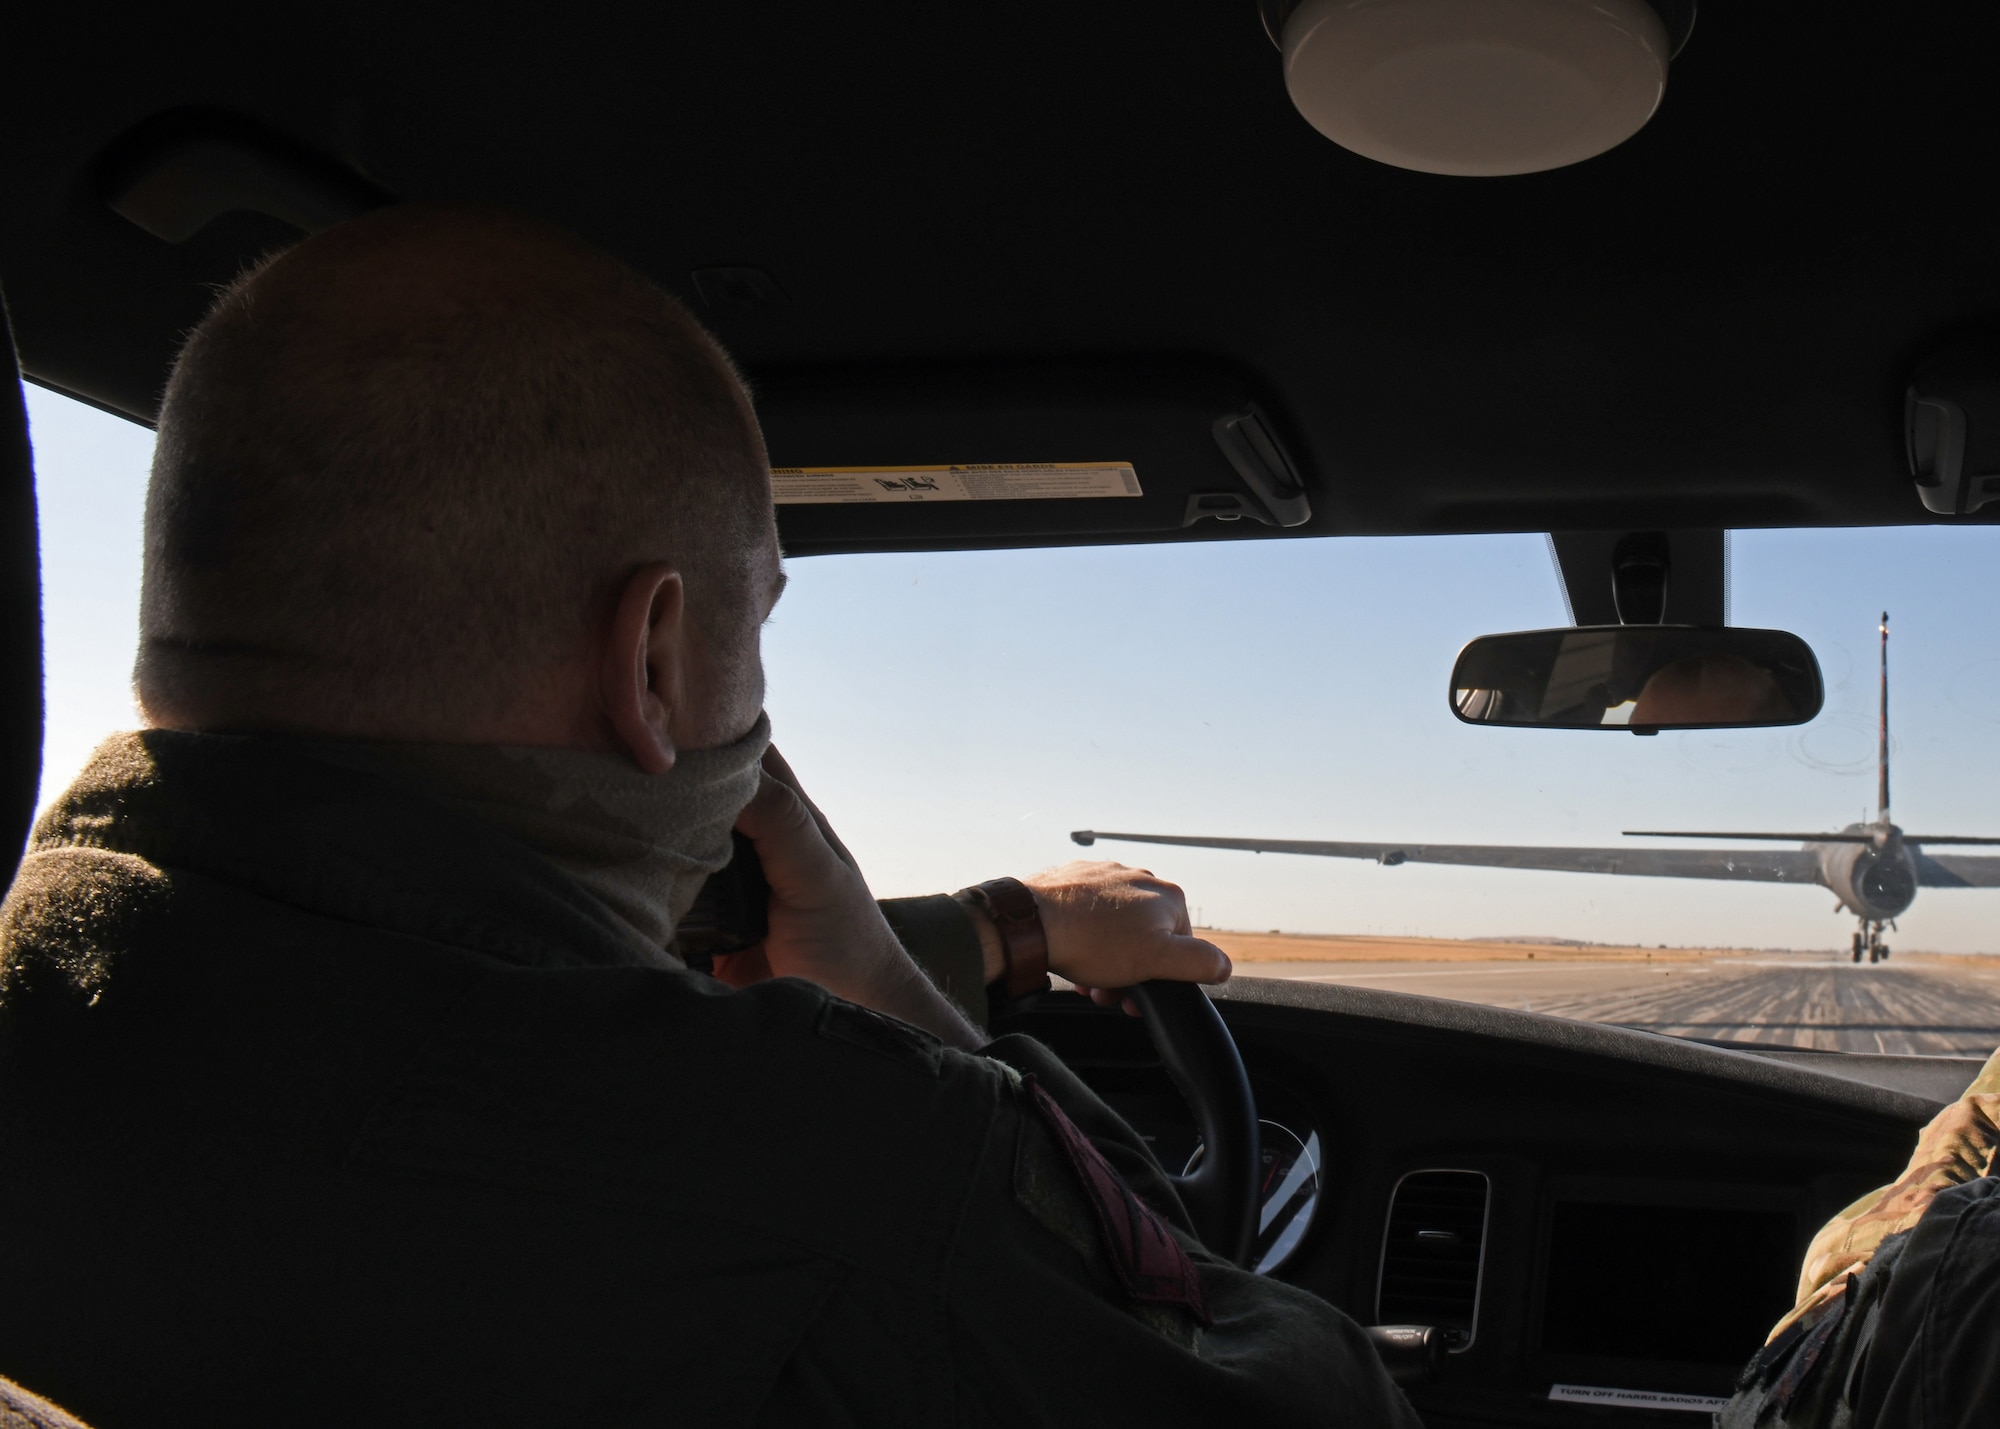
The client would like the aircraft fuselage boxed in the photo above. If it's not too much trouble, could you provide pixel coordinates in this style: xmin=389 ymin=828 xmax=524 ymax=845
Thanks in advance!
xmin=1808 ymin=822 xmax=1918 ymax=921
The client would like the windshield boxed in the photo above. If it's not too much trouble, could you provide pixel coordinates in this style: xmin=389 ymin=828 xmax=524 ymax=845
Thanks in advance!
xmin=30 ymin=384 xmax=2000 ymax=1057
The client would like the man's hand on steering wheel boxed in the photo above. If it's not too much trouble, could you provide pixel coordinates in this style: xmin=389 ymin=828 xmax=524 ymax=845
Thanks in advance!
xmin=961 ymin=860 xmax=1232 ymax=1014
xmin=723 ymin=746 xmax=1228 ymax=1032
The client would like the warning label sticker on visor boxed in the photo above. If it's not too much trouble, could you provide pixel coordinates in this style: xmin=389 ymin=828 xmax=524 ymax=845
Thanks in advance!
xmin=771 ymin=463 xmax=1142 ymax=505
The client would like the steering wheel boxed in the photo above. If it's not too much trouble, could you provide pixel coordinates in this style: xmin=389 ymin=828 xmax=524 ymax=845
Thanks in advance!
xmin=1126 ymin=980 xmax=1262 ymax=1267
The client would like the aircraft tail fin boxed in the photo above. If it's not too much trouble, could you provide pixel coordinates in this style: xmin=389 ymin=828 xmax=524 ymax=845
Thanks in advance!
xmin=1879 ymin=611 xmax=1891 ymax=823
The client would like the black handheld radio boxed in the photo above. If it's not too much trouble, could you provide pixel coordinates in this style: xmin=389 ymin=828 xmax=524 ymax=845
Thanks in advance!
xmin=672 ymin=831 xmax=770 ymax=971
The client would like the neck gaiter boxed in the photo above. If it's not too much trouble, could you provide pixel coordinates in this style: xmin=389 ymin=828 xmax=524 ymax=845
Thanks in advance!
xmin=303 ymin=711 xmax=771 ymax=967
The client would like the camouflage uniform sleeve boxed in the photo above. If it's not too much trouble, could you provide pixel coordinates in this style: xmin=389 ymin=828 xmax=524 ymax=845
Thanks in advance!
xmin=1719 ymin=1048 xmax=2000 ymax=1428
xmin=1764 ymin=1044 xmax=2000 ymax=1345
xmin=1724 ymin=1173 xmax=2000 ymax=1428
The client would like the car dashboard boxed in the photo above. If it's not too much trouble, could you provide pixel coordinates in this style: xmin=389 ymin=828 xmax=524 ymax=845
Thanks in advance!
xmin=993 ymin=977 xmax=1978 ymax=1428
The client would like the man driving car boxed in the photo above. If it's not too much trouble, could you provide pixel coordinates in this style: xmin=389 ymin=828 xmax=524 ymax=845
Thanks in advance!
xmin=0 ymin=204 xmax=1419 ymax=1426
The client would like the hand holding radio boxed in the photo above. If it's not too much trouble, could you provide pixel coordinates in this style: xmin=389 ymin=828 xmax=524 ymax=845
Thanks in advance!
xmin=719 ymin=746 xmax=985 ymax=1049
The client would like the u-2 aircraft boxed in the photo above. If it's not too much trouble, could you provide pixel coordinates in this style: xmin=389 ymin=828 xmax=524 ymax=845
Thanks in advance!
xmin=1074 ymin=617 xmax=2000 ymax=964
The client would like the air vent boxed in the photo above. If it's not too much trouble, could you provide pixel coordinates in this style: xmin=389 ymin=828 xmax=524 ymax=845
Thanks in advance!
xmin=1377 ymin=1170 xmax=1490 ymax=1351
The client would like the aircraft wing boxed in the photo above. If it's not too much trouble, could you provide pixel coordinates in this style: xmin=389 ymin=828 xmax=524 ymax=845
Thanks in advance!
xmin=1070 ymin=831 xmax=1824 ymax=884
xmin=1916 ymin=853 xmax=2000 ymax=888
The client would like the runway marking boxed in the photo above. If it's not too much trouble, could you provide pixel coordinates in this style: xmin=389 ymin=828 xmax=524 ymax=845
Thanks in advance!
xmin=1716 ymin=959 xmax=1920 ymax=969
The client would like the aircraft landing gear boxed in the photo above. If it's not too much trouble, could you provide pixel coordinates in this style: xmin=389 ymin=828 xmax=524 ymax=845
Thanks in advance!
xmin=1852 ymin=921 xmax=1890 ymax=964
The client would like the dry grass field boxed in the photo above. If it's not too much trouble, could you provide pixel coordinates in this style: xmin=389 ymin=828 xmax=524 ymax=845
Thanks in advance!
xmin=1196 ymin=928 xmax=1763 ymax=965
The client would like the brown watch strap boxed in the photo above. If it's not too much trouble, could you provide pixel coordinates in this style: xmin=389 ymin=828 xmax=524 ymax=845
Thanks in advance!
xmin=963 ymin=876 xmax=1051 ymax=1000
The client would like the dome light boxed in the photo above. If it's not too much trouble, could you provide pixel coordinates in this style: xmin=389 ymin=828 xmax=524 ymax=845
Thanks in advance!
xmin=1273 ymin=0 xmax=1686 ymax=177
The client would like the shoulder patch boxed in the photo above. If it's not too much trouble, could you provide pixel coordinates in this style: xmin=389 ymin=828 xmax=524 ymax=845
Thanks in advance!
xmin=815 ymin=997 xmax=944 ymax=1076
xmin=1020 ymin=1074 xmax=1211 ymax=1327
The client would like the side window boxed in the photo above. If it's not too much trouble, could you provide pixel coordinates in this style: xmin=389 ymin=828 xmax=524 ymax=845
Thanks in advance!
xmin=25 ymin=386 xmax=151 ymax=809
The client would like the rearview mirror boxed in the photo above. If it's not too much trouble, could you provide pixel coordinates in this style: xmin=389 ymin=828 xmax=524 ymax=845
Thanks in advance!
xmin=1450 ymin=626 xmax=1824 ymax=733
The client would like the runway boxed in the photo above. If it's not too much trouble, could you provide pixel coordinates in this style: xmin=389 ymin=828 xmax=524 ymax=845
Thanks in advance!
xmin=1233 ymin=957 xmax=2000 ymax=1057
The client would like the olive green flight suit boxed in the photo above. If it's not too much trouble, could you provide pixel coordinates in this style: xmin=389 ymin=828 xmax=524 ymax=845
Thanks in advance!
xmin=0 ymin=732 xmax=1417 ymax=1428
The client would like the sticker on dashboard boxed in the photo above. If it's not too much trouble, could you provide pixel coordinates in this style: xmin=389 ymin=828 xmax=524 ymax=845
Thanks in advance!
xmin=1549 ymin=1384 xmax=1728 ymax=1416
xmin=771 ymin=462 xmax=1141 ymax=504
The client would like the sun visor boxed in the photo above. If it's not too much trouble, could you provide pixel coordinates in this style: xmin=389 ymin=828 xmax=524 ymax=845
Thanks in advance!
xmin=1908 ymin=337 xmax=2000 ymax=517
xmin=751 ymin=361 xmax=1312 ymax=556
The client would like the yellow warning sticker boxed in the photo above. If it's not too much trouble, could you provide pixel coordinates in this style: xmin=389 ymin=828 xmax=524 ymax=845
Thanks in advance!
xmin=771 ymin=463 xmax=1141 ymax=505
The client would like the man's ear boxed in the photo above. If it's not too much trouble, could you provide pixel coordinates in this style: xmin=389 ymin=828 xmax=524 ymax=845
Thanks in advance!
xmin=601 ymin=563 xmax=686 ymax=774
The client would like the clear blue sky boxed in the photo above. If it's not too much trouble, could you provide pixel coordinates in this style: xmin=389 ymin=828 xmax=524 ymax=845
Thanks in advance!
xmin=26 ymin=383 xmax=2000 ymax=953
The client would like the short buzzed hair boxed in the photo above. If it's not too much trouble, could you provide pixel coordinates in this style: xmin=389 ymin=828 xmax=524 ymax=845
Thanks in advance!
xmin=138 ymin=203 xmax=772 ymax=734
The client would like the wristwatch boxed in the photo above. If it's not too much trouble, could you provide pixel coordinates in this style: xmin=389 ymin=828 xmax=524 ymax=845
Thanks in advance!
xmin=960 ymin=876 xmax=1052 ymax=1000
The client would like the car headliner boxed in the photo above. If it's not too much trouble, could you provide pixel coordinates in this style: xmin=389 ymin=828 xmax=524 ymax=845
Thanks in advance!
xmin=4 ymin=3 xmax=1998 ymax=556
